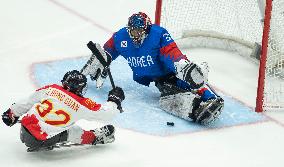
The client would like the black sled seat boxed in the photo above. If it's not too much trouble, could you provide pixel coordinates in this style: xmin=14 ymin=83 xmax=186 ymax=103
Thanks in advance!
xmin=20 ymin=126 xmax=68 ymax=152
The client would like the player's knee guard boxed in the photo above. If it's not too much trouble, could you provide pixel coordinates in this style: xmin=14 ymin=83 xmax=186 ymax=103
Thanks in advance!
xmin=191 ymin=97 xmax=224 ymax=125
xmin=175 ymin=60 xmax=208 ymax=90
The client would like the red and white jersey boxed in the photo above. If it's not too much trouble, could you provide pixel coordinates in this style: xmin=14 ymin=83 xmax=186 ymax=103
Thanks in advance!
xmin=10 ymin=84 xmax=120 ymax=141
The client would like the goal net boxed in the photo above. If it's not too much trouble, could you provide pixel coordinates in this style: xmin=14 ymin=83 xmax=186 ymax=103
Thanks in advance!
xmin=155 ymin=0 xmax=284 ymax=112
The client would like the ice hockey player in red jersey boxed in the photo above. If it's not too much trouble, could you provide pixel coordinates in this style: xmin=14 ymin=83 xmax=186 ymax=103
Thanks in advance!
xmin=2 ymin=70 xmax=125 ymax=152
xmin=81 ymin=12 xmax=224 ymax=125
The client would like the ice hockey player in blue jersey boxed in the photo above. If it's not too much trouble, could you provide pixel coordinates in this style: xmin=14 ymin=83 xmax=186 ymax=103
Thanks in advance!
xmin=81 ymin=12 xmax=224 ymax=125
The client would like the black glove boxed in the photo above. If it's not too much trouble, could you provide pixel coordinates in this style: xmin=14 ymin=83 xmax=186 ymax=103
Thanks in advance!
xmin=2 ymin=108 xmax=19 ymax=127
xmin=90 ymin=67 xmax=109 ymax=81
xmin=101 ymin=67 xmax=109 ymax=78
xmin=107 ymin=87 xmax=125 ymax=111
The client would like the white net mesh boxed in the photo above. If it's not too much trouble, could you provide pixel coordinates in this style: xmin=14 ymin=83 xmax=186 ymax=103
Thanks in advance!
xmin=160 ymin=0 xmax=263 ymax=42
xmin=158 ymin=0 xmax=284 ymax=111
xmin=264 ymin=0 xmax=284 ymax=110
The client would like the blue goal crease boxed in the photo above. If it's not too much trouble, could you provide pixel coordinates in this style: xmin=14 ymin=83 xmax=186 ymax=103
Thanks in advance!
xmin=31 ymin=57 xmax=267 ymax=136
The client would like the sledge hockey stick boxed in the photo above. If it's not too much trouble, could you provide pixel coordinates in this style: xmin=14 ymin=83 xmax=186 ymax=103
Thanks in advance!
xmin=86 ymin=41 xmax=124 ymax=113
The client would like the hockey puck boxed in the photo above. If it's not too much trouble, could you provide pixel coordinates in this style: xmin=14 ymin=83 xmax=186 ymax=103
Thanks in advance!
xmin=167 ymin=122 xmax=174 ymax=126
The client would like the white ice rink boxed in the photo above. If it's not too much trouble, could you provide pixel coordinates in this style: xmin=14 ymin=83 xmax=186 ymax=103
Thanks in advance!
xmin=1 ymin=0 xmax=284 ymax=167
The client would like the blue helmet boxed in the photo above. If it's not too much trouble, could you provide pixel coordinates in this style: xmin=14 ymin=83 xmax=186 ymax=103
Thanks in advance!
xmin=127 ymin=12 xmax=152 ymax=46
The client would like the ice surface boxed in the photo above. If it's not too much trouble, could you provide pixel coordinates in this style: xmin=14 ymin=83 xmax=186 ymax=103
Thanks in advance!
xmin=32 ymin=56 xmax=267 ymax=136
xmin=1 ymin=1 xmax=284 ymax=167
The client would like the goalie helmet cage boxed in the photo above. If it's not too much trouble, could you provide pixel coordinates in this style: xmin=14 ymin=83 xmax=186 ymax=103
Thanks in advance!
xmin=155 ymin=0 xmax=284 ymax=112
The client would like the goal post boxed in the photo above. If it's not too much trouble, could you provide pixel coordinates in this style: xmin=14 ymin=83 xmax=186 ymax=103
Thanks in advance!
xmin=155 ymin=0 xmax=284 ymax=112
xmin=256 ymin=0 xmax=272 ymax=112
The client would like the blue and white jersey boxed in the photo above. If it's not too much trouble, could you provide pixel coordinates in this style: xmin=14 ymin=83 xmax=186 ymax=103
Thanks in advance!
xmin=104 ymin=24 xmax=187 ymax=86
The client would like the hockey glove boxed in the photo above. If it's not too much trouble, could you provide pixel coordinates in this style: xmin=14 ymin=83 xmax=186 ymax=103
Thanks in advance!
xmin=107 ymin=87 xmax=125 ymax=112
xmin=2 ymin=108 xmax=19 ymax=127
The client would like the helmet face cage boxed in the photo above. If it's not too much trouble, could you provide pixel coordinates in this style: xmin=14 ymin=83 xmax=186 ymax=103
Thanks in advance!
xmin=127 ymin=12 xmax=152 ymax=46
xmin=61 ymin=70 xmax=88 ymax=97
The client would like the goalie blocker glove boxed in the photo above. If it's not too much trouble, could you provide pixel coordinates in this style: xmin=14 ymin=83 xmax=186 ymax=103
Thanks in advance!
xmin=81 ymin=41 xmax=112 ymax=89
xmin=175 ymin=59 xmax=209 ymax=90
xmin=2 ymin=108 xmax=19 ymax=127
xmin=107 ymin=87 xmax=125 ymax=112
